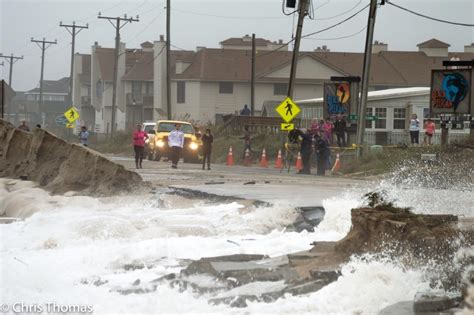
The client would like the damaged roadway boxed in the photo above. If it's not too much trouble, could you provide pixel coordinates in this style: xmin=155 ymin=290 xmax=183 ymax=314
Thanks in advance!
xmin=111 ymin=157 xmax=472 ymax=311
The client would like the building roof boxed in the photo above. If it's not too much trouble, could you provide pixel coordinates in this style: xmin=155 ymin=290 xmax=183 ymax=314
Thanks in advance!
xmin=417 ymin=38 xmax=450 ymax=48
xmin=82 ymin=38 xmax=473 ymax=87
xmin=220 ymin=36 xmax=273 ymax=47
xmin=296 ymin=87 xmax=431 ymax=105
xmin=27 ymin=77 xmax=69 ymax=94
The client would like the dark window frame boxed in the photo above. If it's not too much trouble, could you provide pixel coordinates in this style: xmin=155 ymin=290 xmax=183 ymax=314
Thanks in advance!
xmin=393 ymin=108 xmax=406 ymax=130
xmin=219 ymin=82 xmax=234 ymax=94
xmin=177 ymin=81 xmax=186 ymax=104
xmin=273 ymin=83 xmax=288 ymax=95
xmin=374 ymin=107 xmax=387 ymax=129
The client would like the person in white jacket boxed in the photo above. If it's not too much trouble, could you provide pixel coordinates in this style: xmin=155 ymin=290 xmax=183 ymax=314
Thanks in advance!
xmin=168 ymin=124 xmax=185 ymax=169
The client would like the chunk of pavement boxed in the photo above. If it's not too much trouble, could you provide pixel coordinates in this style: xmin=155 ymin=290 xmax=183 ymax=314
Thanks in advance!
xmin=209 ymin=280 xmax=287 ymax=308
xmin=133 ymin=279 xmax=140 ymax=286
xmin=413 ymin=291 xmax=462 ymax=312
xmin=287 ymin=206 xmax=325 ymax=232
xmin=204 ymin=181 xmax=225 ymax=185
xmin=243 ymin=181 xmax=256 ymax=185
xmin=184 ymin=254 xmax=268 ymax=276
xmin=379 ymin=301 xmax=414 ymax=315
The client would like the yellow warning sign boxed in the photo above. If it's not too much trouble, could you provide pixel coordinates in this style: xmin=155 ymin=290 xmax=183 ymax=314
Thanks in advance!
xmin=281 ymin=123 xmax=294 ymax=131
xmin=64 ymin=106 xmax=80 ymax=123
xmin=276 ymin=97 xmax=301 ymax=123
xmin=66 ymin=123 xmax=74 ymax=129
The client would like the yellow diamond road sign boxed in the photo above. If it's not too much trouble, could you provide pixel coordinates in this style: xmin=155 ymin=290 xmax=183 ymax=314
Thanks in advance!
xmin=66 ymin=123 xmax=74 ymax=129
xmin=64 ymin=106 xmax=80 ymax=123
xmin=276 ymin=97 xmax=301 ymax=123
xmin=281 ymin=123 xmax=294 ymax=131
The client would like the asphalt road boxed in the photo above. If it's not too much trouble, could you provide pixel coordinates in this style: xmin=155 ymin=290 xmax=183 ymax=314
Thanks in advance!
xmin=110 ymin=155 xmax=368 ymax=206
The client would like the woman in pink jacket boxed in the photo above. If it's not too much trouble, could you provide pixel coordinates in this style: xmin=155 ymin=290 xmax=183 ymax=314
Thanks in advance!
xmin=133 ymin=124 xmax=148 ymax=169
xmin=322 ymin=118 xmax=333 ymax=144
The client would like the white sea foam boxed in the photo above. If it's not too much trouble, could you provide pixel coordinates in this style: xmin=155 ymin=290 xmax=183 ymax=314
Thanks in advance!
xmin=0 ymin=176 xmax=470 ymax=314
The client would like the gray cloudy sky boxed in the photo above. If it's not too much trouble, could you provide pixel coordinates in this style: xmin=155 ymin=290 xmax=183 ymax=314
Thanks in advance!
xmin=1 ymin=0 xmax=473 ymax=91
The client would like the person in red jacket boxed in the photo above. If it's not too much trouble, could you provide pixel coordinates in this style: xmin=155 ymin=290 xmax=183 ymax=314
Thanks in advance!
xmin=132 ymin=124 xmax=148 ymax=169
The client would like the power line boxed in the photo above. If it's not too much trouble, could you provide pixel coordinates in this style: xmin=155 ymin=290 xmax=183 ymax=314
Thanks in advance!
xmin=301 ymin=4 xmax=369 ymax=39
xmin=313 ymin=0 xmax=363 ymax=21
xmin=387 ymin=1 xmax=474 ymax=27
xmin=257 ymin=3 xmax=369 ymax=59
xmin=171 ymin=8 xmax=290 ymax=20
xmin=303 ymin=25 xmax=367 ymax=41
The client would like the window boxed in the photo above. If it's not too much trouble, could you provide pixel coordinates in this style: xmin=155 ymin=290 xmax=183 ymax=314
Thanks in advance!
xmin=96 ymin=80 xmax=103 ymax=98
xmin=365 ymin=107 xmax=373 ymax=129
xmin=375 ymin=107 xmax=387 ymax=129
xmin=219 ymin=82 xmax=233 ymax=94
xmin=393 ymin=108 xmax=406 ymax=129
xmin=274 ymin=83 xmax=288 ymax=95
xmin=146 ymin=82 xmax=154 ymax=95
xmin=177 ymin=81 xmax=186 ymax=103
xmin=132 ymin=81 xmax=142 ymax=97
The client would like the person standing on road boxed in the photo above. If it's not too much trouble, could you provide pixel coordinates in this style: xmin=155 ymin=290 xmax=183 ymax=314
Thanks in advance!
xmin=79 ymin=126 xmax=89 ymax=147
xmin=315 ymin=135 xmax=330 ymax=176
xmin=333 ymin=114 xmax=347 ymax=147
xmin=18 ymin=120 xmax=30 ymax=132
xmin=168 ymin=123 xmax=184 ymax=169
xmin=241 ymin=127 xmax=252 ymax=160
xmin=310 ymin=118 xmax=320 ymax=137
xmin=424 ymin=118 xmax=436 ymax=145
xmin=133 ymin=124 xmax=148 ymax=169
xmin=409 ymin=114 xmax=420 ymax=146
xmin=298 ymin=129 xmax=313 ymax=175
xmin=202 ymin=129 xmax=213 ymax=170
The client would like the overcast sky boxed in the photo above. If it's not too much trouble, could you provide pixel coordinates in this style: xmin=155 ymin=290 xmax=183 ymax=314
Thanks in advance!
xmin=1 ymin=0 xmax=473 ymax=91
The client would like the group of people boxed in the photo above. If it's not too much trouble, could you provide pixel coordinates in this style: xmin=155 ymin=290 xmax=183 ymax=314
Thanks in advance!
xmin=289 ymin=128 xmax=331 ymax=176
xmin=309 ymin=114 xmax=347 ymax=148
xmin=132 ymin=123 xmax=214 ymax=170
xmin=17 ymin=120 xmax=41 ymax=132
xmin=409 ymin=114 xmax=436 ymax=146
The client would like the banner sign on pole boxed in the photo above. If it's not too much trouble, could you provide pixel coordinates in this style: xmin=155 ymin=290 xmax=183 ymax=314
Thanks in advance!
xmin=430 ymin=69 xmax=472 ymax=116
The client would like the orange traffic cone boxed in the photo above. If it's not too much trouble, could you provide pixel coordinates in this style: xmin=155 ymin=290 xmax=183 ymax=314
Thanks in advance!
xmin=331 ymin=153 xmax=341 ymax=173
xmin=226 ymin=146 xmax=234 ymax=166
xmin=295 ymin=152 xmax=303 ymax=171
xmin=275 ymin=149 xmax=283 ymax=168
xmin=259 ymin=148 xmax=268 ymax=168
xmin=244 ymin=148 xmax=251 ymax=166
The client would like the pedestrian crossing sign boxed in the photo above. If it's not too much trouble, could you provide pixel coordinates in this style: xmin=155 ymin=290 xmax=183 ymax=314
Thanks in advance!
xmin=276 ymin=97 xmax=301 ymax=123
xmin=64 ymin=106 xmax=80 ymax=123
xmin=281 ymin=123 xmax=294 ymax=131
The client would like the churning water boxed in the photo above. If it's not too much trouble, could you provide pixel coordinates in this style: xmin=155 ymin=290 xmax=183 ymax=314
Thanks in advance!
xmin=0 ymin=174 xmax=472 ymax=314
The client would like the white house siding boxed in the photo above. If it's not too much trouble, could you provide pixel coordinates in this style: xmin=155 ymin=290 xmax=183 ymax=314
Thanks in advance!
xmin=171 ymin=80 xmax=201 ymax=120
xmin=264 ymin=56 xmax=344 ymax=80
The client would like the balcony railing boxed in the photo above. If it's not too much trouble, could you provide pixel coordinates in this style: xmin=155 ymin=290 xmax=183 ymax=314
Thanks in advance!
xmin=126 ymin=93 xmax=153 ymax=106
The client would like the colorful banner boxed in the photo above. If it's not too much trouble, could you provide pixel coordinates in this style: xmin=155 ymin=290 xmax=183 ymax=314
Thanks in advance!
xmin=323 ymin=83 xmax=351 ymax=117
xmin=430 ymin=69 xmax=472 ymax=116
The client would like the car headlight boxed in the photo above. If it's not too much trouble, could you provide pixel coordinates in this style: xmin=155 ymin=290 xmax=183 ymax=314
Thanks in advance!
xmin=189 ymin=142 xmax=199 ymax=150
xmin=156 ymin=140 xmax=165 ymax=148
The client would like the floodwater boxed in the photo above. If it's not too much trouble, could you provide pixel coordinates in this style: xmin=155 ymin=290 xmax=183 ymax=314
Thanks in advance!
xmin=0 ymin=173 xmax=472 ymax=314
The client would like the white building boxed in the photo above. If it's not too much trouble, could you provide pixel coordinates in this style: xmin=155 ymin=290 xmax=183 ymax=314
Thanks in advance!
xmin=72 ymin=36 xmax=474 ymax=134
xmin=297 ymin=87 xmax=470 ymax=145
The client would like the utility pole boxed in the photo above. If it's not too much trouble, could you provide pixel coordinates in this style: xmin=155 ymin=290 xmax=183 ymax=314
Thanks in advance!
xmin=287 ymin=0 xmax=308 ymax=98
xmin=31 ymin=37 xmax=57 ymax=126
xmin=60 ymin=21 xmax=88 ymax=108
xmin=166 ymin=0 xmax=172 ymax=119
xmin=0 ymin=53 xmax=23 ymax=120
xmin=250 ymin=33 xmax=256 ymax=116
xmin=0 ymin=53 xmax=24 ymax=87
xmin=98 ymin=13 xmax=139 ymax=137
xmin=355 ymin=0 xmax=380 ymax=157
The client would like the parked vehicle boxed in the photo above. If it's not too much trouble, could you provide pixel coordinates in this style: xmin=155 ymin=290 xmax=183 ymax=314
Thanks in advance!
xmin=148 ymin=120 xmax=202 ymax=163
